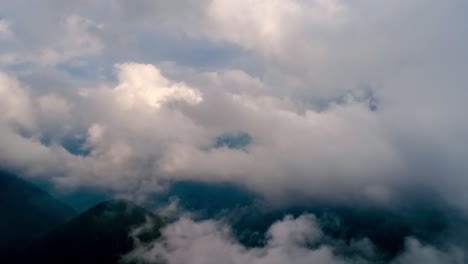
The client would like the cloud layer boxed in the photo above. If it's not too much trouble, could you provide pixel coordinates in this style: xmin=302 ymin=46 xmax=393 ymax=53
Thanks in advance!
xmin=1 ymin=1 xmax=468 ymax=261
xmin=124 ymin=214 xmax=465 ymax=264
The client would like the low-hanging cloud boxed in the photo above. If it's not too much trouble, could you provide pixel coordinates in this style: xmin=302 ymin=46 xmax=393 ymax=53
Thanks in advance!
xmin=0 ymin=54 xmax=467 ymax=211
xmin=0 ymin=63 xmax=403 ymax=205
xmin=124 ymin=214 xmax=465 ymax=264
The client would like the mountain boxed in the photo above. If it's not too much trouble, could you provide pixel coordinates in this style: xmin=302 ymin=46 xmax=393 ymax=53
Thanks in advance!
xmin=0 ymin=171 xmax=76 ymax=258
xmin=20 ymin=199 xmax=164 ymax=264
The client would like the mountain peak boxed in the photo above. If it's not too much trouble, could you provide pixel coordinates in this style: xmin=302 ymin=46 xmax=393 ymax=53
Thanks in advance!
xmin=19 ymin=198 xmax=164 ymax=264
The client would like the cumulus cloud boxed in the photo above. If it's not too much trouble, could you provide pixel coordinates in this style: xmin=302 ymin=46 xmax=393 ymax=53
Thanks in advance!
xmin=0 ymin=14 xmax=108 ymax=66
xmin=37 ymin=94 xmax=73 ymax=129
xmin=114 ymin=0 xmax=468 ymax=102
xmin=392 ymin=239 xmax=465 ymax=264
xmin=102 ymin=0 xmax=468 ymax=211
xmin=0 ymin=19 xmax=13 ymax=40
xmin=112 ymin=63 xmax=203 ymax=109
xmin=125 ymin=214 xmax=347 ymax=264
xmin=125 ymin=214 xmax=465 ymax=264
xmin=0 ymin=72 xmax=35 ymax=130
xmin=0 ymin=56 xmax=466 ymax=210
xmin=37 ymin=15 xmax=106 ymax=65
xmin=205 ymin=0 xmax=347 ymax=58
xmin=0 ymin=63 xmax=205 ymax=195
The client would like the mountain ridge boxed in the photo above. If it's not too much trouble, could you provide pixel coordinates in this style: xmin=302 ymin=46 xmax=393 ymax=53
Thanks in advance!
xmin=18 ymin=198 xmax=164 ymax=264
xmin=0 ymin=171 xmax=76 ymax=259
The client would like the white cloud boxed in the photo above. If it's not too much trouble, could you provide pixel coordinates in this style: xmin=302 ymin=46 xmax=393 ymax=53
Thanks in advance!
xmin=113 ymin=63 xmax=203 ymax=110
xmin=0 ymin=62 xmax=400 ymax=205
xmin=0 ymin=58 xmax=465 ymax=209
xmin=125 ymin=214 xmax=348 ymax=264
xmin=266 ymin=214 xmax=323 ymax=247
xmin=0 ymin=64 xmax=204 ymax=194
xmin=206 ymin=0 xmax=347 ymax=58
xmin=157 ymin=93 xmax=401 ymax=203
xmin=391 ymin=239 xmax=465 ymax=264
xmin=37 ymin=15 xmax=105 ymax=65
xmin=126 ymin=214 xmax=466 ymax=264
xmin=0 ymin=14 xmax=107 ymax=66
xmin=0 ymin=72 xmax=35 ymax=130
xmin=37 ymin=94 xmax=72 ymax=122
xmin=0 ymin=19 xmax=13 ymax=40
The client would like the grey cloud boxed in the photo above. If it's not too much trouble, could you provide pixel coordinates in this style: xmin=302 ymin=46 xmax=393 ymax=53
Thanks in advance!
xmin=392 ymin=239 xmax=465 ymax=264
xmin=125 ymin=214 xmax=466 ymax=264
xmin=0 ymin=19 xmax=13 ymax=40
xmin=0 ymin=58 xmax=465 ymax=212
xmin=124 ymin=214 xmax=348 ymax=264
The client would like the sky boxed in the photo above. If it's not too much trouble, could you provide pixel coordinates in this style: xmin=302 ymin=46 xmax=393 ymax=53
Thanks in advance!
xmin=1 ymin=1 xmax=468 ymax=263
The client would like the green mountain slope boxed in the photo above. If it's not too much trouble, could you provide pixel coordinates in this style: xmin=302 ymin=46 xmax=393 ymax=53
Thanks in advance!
xmin=0 ymin=171 xmax=76 ymax=257
xmin=21 ymin=199 xmax=164 ymax=264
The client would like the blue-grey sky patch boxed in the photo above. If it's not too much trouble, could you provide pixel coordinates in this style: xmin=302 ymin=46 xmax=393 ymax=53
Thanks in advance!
xmin=215 ymin=132 xmax=252 ymax=150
